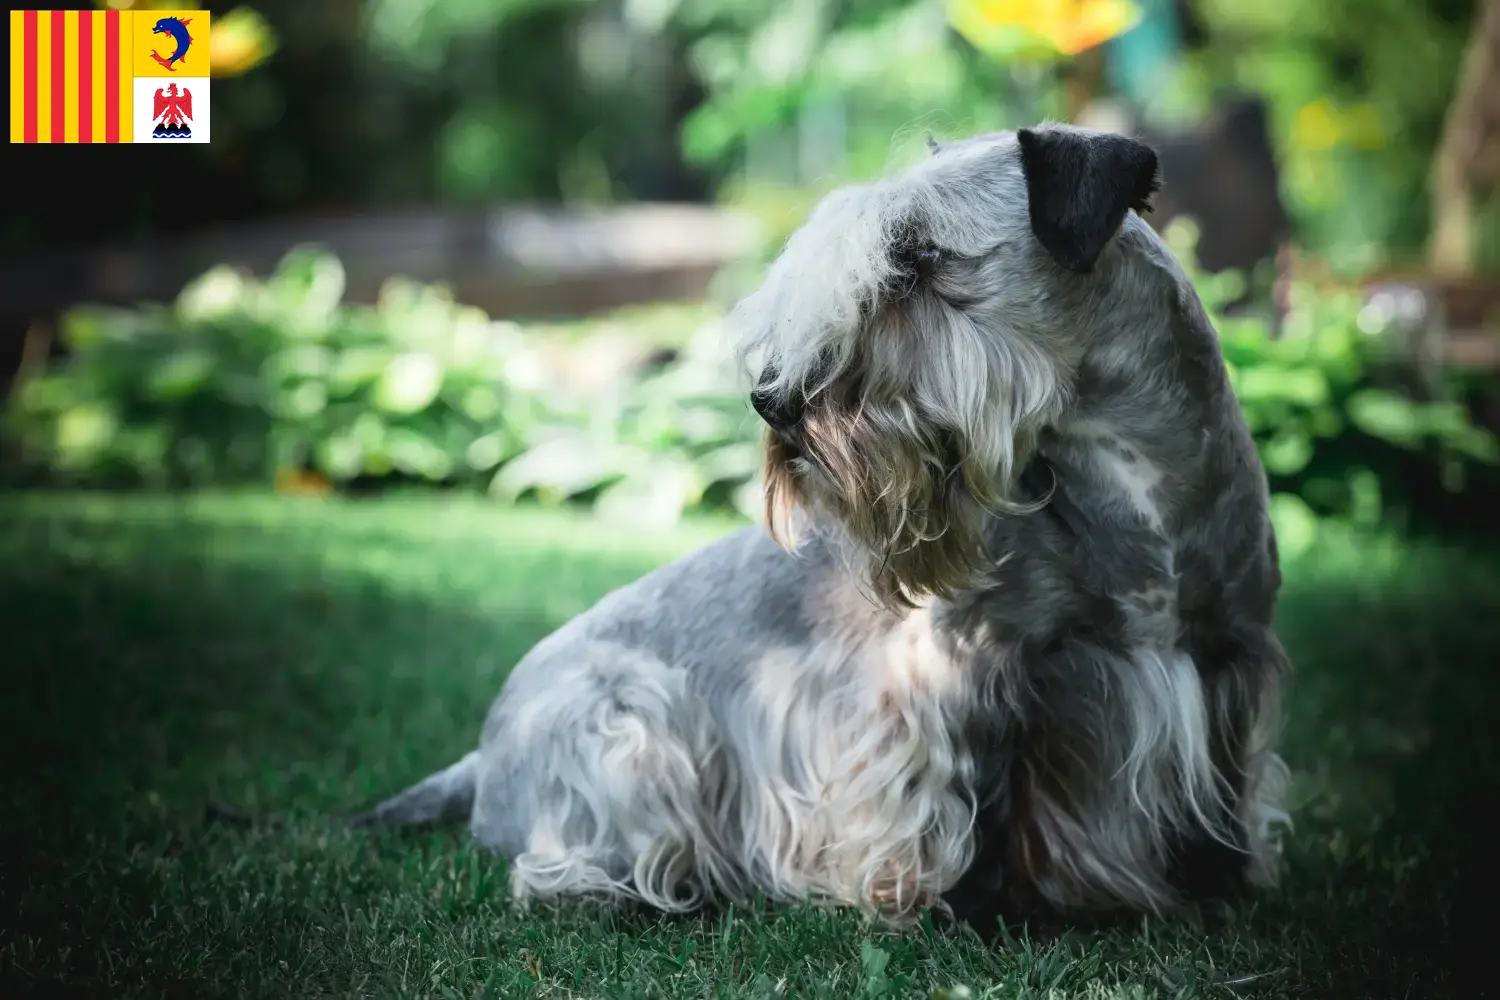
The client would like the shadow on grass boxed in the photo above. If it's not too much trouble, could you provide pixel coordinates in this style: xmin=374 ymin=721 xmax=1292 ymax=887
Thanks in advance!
xmin=0 ymin=498 xmax=1493 ymax=997
xmin=0 ymin=500 xmax=683 ymax=996
xmin=1219 ymin=546 xmax=1497 ymax=998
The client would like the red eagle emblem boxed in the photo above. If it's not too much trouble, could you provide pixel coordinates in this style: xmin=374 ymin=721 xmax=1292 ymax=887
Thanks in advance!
xmin=151 ymin=83 xmax=194 ymax=139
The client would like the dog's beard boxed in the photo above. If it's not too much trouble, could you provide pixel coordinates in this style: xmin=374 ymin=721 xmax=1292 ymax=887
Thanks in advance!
xmin=760 ymin=323 xmax=1061 ymax=609
xmin=763 ymin=423 xmax=992 ymax=611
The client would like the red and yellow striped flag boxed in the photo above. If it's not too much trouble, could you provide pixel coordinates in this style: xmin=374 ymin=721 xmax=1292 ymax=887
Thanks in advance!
xmin=10 ymin=9 xmax=211 ymax=144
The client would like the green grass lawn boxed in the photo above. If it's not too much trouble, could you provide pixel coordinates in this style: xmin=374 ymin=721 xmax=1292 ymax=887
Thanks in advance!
xmin=0 ymin=493 xmax=1490 ymax=999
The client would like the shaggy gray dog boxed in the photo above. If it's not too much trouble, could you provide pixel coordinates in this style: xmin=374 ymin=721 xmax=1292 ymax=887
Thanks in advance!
xmin=353 ymin=124 xmax=1291 ymax=927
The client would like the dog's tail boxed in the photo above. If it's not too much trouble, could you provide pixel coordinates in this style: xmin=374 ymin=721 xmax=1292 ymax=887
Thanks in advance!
xmin=347 ymin=751 xmax=479 ymax=829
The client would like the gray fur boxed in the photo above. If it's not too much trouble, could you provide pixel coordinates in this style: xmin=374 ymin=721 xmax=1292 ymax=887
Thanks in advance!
xmin=353 ymin=124 xmax=1290 ymax=925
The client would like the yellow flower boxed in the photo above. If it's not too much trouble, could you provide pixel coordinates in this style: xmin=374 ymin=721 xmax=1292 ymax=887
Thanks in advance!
xmin=949 ymin=0 xmax=1143 ymax=58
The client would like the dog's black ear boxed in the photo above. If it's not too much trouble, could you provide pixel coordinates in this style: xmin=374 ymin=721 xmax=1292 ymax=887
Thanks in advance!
xmin=1016 ymin=126 xmax=1160 ymax=273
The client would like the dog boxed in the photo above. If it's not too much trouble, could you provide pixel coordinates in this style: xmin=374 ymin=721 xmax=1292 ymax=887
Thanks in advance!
xmin=352 ymin=124 xmax=1292 ymax=928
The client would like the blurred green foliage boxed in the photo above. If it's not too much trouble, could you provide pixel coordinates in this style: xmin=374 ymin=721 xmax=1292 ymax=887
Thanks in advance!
xmin=1170 ymin=221 xmax=1500 ymax=549
xmin=676 ymin=0 xmax=1485 ymax=266
xmin=1174 ymin=0 xmax=1483 ymax=270
xmin=186 ymin=0 xmax=710 ymax=214
xmin=676 ymin=0 xmax=1023 ymax=185
xmin=6 ymin=232 xmax=1497 ymax=542
xmin=8 ymin=251 xmax=539 ymax=491
xmin=3 ymin=250 xmax=761 ymax=528
xmin=53 ymin=0 xmax=1481 ymax=268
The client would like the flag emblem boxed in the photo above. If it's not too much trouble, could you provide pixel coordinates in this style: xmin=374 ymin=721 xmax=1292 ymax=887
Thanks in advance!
xmin=147 ymin=14 xmax=195 ymax=71
xmin=151 ymin=81 xmax=193 ymax=138
xmin=10 ymin=9 xmax=211 ymax=144
xmin=148 ymin=15 xmax=195 ymax=72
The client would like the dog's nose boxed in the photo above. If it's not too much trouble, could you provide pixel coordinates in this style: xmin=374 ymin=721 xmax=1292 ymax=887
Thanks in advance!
xmin=751 ymin=370 xmax=801 ymax=430
xmin=911 ymin=246 xmax=941 ymax=278
xmin=891 ymin=228 xmax=941 ymax=280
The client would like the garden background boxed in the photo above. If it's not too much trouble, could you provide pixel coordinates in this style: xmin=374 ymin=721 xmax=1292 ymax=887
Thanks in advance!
xmin=2 ymin=0 xmax=1497 ymax=997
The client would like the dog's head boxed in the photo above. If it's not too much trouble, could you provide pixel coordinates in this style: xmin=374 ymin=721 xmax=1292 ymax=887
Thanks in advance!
xmin=730 ymin=124 xmax=1161 ymax=607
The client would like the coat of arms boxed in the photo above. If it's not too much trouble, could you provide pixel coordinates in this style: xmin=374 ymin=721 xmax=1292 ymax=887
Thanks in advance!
xmin=151 ymin=83 xmax=194 ymax=139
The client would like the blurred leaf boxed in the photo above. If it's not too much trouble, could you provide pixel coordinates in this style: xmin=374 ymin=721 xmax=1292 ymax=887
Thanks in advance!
xmin=732 ymin=477 xmax=765 ymax=522
xmin=373 ymin=353 xmax=444 ymax=414
xmin=1446 ymin=428 xmax=1500 ymax=466
xmin=147 ymin=349 xmax=216 ymax=401
xmin=465 ymin=433 xmax=508 ymax=471
xmin=460 ymin=386 xmax=502 ymax=422
xmin=267 ymin=248 xmax=347 ymax=327
xmin=1260 ymin=429 xmax=1314 ymax=476
xmin=11 ymin=373 xmax=75 ymax=417
xmin=1308 ymin=405 xmax=1345 ymax=439
xmin=176 ymin=265 xmax=249 ymax=322
xmin=59 ymin=307 xmax=125 ymax=351
xmin=1232 ymin=366 xmax=1330 ymax=406
xmin=595 ymin=457 xmax=700 ymax=530
xmin=489 ymin=434 xmax=633 ymax=503
xmin=1417 ymin=401 xmax=1474 ymax=437
xmin=330 ymin=347 xmax=395 ymax=396
xmin=270 ymin=345 xmax=334 ymax=381
xmin=124 ymin=426 xmax=171 ymax=484
xmin=693 ymin=441 xmax=761 ymax=484
xmin=363 ymin=449 xmax=394 ymax=477
xmin=216 ymin=369 xmax=268 ymax=408
xmin=386 ymin=427 xmax=454 ymax=481
xmin=1345 ymin=389 xmax=1421 ymax=448
xmin=1268 ymin=492 xmax=1320 ymax=559
xmin=680 ymin=83 xmax=801 ymax=166
xmin=316 ymin=433 xmax=366 ymax=482
xmin=55 ymin=405 xmax=117 ymax=466
xmin=1416 ymin=403 xmax=1500 ymax=464
xmin=351 ymin=412 xmax=386 ymax=447
xmin=280 ymin=381 xmax=328 ymax=419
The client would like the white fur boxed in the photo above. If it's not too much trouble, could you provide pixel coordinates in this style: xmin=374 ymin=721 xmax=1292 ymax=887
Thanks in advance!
xmin=491 ymin=619 xmax=981 ymax=923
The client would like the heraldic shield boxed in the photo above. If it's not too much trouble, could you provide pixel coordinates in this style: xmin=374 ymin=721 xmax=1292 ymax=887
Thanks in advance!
xmin=132 ymin=76 xmax=211 ymax=143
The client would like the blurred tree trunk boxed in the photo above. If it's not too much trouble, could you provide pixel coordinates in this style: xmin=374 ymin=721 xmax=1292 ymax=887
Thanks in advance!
xmin=1430 ymin=0 xmax=1499 ymax=278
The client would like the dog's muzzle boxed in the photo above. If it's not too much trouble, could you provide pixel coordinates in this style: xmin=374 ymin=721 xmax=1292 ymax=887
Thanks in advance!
xmin=751 ymin=366 xmax=802 ymax=432
xmin=752 ymin=349 xmax=838 ymax=434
